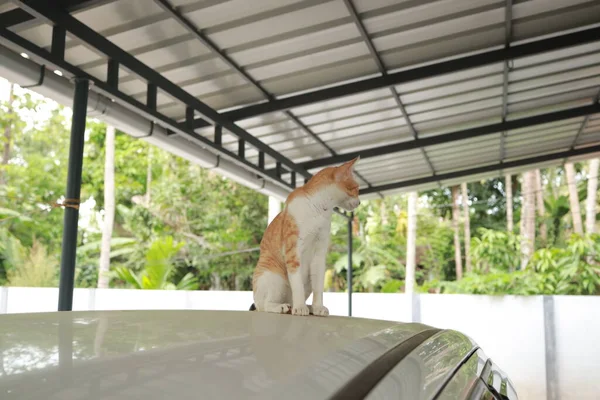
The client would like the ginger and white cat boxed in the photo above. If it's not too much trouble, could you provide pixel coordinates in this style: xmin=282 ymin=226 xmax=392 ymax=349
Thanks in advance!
xmin=251 ymin=157 xmax=361 ymax=316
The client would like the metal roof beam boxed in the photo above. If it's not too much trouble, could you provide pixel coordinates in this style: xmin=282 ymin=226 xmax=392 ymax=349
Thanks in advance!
xmin=0 ymin=0 xmax=111 ymax=28
xmin=294 ymin=103 xmax=600 ymax=170
xmin=343 ymin=0 xmax=439 ymax=187
xmin=153 ymin=0 xmax=380 ymax=193
xmin=153 ymin=0 xmax=268 ymax=99
xmin=500 ymin=0 xmax=513 ymax=165
xmin=361 ymin=143 xmax=600 ymax=195
xmin=0 ymin=27 xmax=294 ymax=191
xmin=568 ymin=89 xmax=600 ymax=151
xmin=11 ymin=0 xmax=309 ymax=179
xmin=191 ymin=25 xmax=600 ymax=127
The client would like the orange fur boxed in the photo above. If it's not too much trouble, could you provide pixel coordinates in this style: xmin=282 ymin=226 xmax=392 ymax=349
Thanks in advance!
xmin=252 ymin=158 xmax=360 ymax=300
xmin=287 ymin=157 xmax=359 ymax=203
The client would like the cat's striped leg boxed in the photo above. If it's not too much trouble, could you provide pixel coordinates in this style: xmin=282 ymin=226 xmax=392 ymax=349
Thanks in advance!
xmin=282 ymin=216 xmax=310 ymax=316
xmin=288 ymin=271 xmax=309 ymax=316
xmin=253 ymin=269 xmax=290 ymax=314
xmin=310 ymin=238 xmax=330 ymax=317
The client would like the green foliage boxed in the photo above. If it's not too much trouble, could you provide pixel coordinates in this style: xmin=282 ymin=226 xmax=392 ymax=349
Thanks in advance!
xmin=333 ymin=242 xmax=400 ymax=292
xmin=381 ymin=279 xmax=403 ymax=293
xmin=529 ymin=235 xmax=600 ymax=295
xmin=111 ymin=236 xmax=197 ymax=290
xmin=418 ymin=216 xmax=455 ymax=280
xmin=434 ymin=234 xmax=600 ymax=295
xmin=6 ymin=238 xmax=58 ymax=287
xmin=1 ymin=87 xmax=267 ymax=290
xmin=471 ymin=228 xmax=520 ymax=272
xmin=544 ymin=195 xmax=570 ymax=245
xmin=3 ymin=84 xmax=600 ymax=297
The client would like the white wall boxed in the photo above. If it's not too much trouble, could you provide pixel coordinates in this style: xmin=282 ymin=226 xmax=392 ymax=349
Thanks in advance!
xmin=554 ymin=296 xmax=600 ymax=400
xmin=0 ymin=288 xmax=597 ymax=400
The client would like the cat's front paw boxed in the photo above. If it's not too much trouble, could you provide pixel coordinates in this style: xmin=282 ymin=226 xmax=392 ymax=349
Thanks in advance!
xmin=292 ymin=304 xmax=310 ymax=316
xmin=277 ymin=303 xmax=291 ymax=314
xmin=311 ymin=305 xmax=329 ymax=317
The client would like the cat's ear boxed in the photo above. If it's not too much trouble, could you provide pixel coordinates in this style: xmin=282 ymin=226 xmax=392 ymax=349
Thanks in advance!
xmin=346 ymin=156 xmax=360 ymax=169
xmin=336 ymin=156 xmax=359 ymax=180
xmin=340 ymin=156 xmax=359 ymax=170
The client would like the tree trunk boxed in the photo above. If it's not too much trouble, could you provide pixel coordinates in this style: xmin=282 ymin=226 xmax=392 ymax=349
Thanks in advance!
xmin=520 ymin=174 xmax=526 ymax=238
xmin=586 ymin=158 xmax=599 ymax=234
xmin=535 ymin=169 xmax=547 ymax=245
xmin=565 ymin=162 xmax=583 ymax=235
xmin=506 ymin=174 xmax=513 ymax=232
xmin=97 ymin=125 xmax=116 ymax=289
xmin=380 ymin=199 xmax=388 ymax=225
xmin=461 ymin=182 xmax=472 ymax=274
xmin=210 ymin=272 xmax=222 ymax=290
xmin=1 ymin=84 xmax=15 ymax=185
xmin=521 ymin=171 xmax=536 ymax=269
xmin=451 ymin=186 xmax=463 ymax=280
xmin=234 ymin=275 xmax=244 ymax=291
xmin=405 ymin=192 xmax=417 ymax=294
xmin=526 ymin=171 xmax=536 ymax=255
xmin=145 ymin=146 xmax=152 ymax=206
xmin=549 ymin=168 xmax=559 ymax=199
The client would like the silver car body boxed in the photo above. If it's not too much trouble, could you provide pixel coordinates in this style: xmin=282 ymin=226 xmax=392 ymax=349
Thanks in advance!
xmin=0 ymin=310 xmax=517 ymax=399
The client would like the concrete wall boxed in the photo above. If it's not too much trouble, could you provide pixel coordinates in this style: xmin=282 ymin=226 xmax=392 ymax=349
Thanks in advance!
xmin=1 ymin=287 xmax=597 ymax=400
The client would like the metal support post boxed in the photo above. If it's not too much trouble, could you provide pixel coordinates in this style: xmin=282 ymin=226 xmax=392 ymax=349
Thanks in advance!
xmin=347 ymin=213 xmax=353 ymax=317
xmin=58 ymin=78 xmax=89 ymax=311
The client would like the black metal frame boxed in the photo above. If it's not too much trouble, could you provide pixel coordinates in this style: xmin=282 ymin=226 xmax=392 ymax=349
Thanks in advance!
xmin=0 ymin=0 xmax=110 ymax=29
xmin=1 ymin=0 xmax=599 ymax=312
xmin=360 ymin=144 xmax=600 ymax=195
xmin=295 ymin=103 xmax=600 ymax=171
xmin=569 ymin=89 xmax=600 ymax=151
xmin=347 ymin=212 xmax=353 ymax=317
xmin=8 ymin=0 xmax=311 ymax=187
xmin=499 ymin=0 xmax=513 ymax=167
xmin=192 ymin=26 xmax=600 ymax=126
xmin=58 ymin=77 xmax=89 ymax=311
xmin=151 ymin=0 xmax=379 ymax=195
xmin=343 ymin=0 xmax=439 ymax=189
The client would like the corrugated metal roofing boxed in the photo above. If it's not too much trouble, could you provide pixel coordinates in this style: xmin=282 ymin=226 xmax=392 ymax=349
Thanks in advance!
xmin=2 ymin=0 xmax=600 ymax=200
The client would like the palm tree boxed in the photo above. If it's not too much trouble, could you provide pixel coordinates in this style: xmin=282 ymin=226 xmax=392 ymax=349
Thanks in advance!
xmin=506 ymin=174 xmax=513 ymax=232
xmin=585 ymin=159 xmax=599 ymax=234
xmin=535 ymin=169 xmax=547 ymax=245
xmin=451 ymin=186 xmax=463 ymax=279
xmin=521 ymin=171 xmax=536 ymax=269
xmin=565 ymin=162 xmax=583 ymax=235
xmin=405 ymin=192 xmax=418 ymax=294
xmin=1 ymin=83 xmax=14 ymax=185
xmin=461 ymin=182 xmax=471 ymax=274
xmin=98 ymin=125 xmax=116 ymax=289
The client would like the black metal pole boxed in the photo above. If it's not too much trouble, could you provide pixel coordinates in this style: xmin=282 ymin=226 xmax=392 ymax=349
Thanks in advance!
xmin=347 ymin=213 xmax=353 ymax=317
xmin=58 ymin=78 xmax=89 ymax=311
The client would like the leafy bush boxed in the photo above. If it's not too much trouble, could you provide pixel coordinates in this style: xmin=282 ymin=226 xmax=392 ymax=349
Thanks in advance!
xmin=111 ymin=236 xmax=198 ymax=290
xmin=432 ymin=233 xmax=600 ymax=295
xmin=6 ymin=238 xmax=58 ymax=287
xmin=529 ymin=234 xmax=600 ymax=295
xmin=471 ymin=228 xmax=520 ymax=272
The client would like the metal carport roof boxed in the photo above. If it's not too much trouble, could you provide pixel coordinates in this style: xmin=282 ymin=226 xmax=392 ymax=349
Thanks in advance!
xmin=1 ymin=0 xmax=600 ymax=312
xmin=2 ymin=0 xmax=600 ymax=201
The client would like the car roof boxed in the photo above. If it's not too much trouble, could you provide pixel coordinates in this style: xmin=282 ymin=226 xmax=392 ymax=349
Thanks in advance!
xmin=0 ymin=310 xmax=470 ymax=399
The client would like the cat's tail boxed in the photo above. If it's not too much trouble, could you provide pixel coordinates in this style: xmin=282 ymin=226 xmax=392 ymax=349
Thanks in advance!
xmin=249 ymin=303 xmax=256 ymax=311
